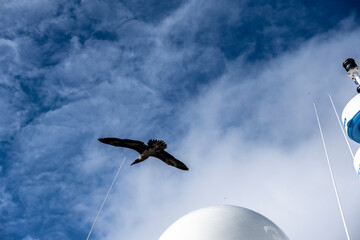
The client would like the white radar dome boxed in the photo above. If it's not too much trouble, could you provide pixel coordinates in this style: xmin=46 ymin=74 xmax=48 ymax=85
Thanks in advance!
xmin=159 ymin=205 xmax=289 ymax=240
xmin=342 ymin=94 xmax=360 ymax=143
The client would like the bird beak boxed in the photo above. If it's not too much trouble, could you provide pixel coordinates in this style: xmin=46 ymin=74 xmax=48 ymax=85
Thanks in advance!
xmin=131 ymin=159 xmax=141 ymax=165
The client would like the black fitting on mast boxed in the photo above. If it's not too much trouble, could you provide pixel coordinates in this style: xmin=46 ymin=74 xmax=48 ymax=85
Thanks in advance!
xmin=343 ymin=58 xmax=358 ymax=72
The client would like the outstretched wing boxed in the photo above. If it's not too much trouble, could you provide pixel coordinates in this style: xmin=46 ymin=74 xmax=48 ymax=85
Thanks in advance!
xmin=98 ymin=138 xmax=147 ymax=153
xmin=153 ymin=150 xmax=189 ymax=171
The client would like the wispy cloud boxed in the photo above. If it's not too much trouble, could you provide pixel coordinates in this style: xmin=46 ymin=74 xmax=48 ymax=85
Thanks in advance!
xmin=89 ymin=21 xmax=360 ymax=239
xmin=1 ymin=0 xmax=360 ymax=239
xmin=22 ymin=235 xmax=39 ymax=240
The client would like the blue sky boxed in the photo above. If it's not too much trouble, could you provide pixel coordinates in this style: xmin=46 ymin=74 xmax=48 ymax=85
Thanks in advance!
xmin=1 ymin=0 xmax=360 ymax=239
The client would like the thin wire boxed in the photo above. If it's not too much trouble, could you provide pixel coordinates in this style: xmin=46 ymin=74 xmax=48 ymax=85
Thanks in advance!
xmin=329 ymin=94 xmax=355 ymax=159
xmin=313 ymin=103 xmax=350 ymax=240
xmin=86 ymin=156 xmax=127 ymax=240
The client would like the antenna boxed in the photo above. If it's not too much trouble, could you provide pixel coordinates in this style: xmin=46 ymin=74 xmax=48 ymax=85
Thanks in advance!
xmin=313 ymin=103 xmax=350 ymax=240
xmin=328 ymin=94 xmax=355 ymax=159
xmin=343 ymin=58 xmax=360 ymax=93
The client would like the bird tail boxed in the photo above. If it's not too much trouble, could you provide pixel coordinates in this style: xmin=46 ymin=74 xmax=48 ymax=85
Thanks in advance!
xmin=148 ymin=139 xmax=167 ymax=150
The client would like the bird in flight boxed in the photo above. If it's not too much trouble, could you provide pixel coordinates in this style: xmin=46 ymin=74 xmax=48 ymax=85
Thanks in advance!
xmin=98 ymin=138 xmax=189 ymax=171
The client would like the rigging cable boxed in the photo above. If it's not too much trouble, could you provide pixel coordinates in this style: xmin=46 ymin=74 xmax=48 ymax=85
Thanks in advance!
xmin=329 ymin=94 xmax=355 ymax=159
xmin=313 ymin=103 xmax=350 ymax=240
xmin=86 ymin=156 xmax=127 ymax=240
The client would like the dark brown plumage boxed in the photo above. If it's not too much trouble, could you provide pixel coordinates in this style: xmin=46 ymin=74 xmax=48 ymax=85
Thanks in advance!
xmin=98 ymin=138 xmax=189 ymax=171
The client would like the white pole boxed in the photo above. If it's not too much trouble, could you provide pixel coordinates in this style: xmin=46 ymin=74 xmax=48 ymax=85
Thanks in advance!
xmin=313 ymin=103 xmax=350 ymax=240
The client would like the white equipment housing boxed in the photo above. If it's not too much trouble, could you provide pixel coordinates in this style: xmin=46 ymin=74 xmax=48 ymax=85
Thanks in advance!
xmin=342 ymin=94 xmax=360 ymax=175
xmin=159 ymin=205 xmax=289 ymax=240
xmin=342 ymin=94 xmax=360 ymax=144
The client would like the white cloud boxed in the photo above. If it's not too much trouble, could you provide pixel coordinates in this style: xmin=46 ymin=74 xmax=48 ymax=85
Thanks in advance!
xmin=22 ymin=235 xmax=39 ymax=240
xmin=87 ymin=20 xmax=360 ymax=240
xmin=1 ymin=0 xmax=360 ymax=239
xmin=0 ymin=183 xmax=15 ymax=212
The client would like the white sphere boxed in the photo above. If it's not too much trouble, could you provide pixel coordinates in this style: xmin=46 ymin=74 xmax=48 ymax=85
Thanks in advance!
xmin=342 ymin=94 xmax=360 ymax=143
xmin=159 ymin=205 xmax=289 ymax=240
